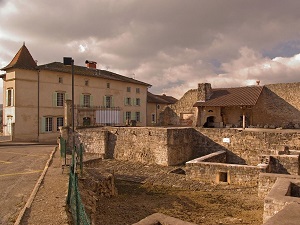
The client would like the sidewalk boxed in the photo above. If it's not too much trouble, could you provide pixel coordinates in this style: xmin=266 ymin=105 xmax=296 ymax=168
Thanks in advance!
xmin=19 ymin=147 xmax=70 ymax=225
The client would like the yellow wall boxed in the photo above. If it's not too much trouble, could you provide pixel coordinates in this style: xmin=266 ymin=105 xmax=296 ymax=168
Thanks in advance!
xmin=2 ymin=67 xmax=149 ymax=142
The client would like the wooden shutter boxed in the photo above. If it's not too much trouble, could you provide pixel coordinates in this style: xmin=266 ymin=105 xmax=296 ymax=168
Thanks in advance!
xmin=80 ymin=94 xmax=84 ymax=107
xmin=52 ymin=92 xmax=57 ymax=107
xmin=41 ymin=117 xmax=46 ymax=133
xmin=90 ymin=95 xmax=94 ymax=107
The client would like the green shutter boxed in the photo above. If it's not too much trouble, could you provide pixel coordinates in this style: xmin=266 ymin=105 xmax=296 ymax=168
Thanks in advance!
xmin=52 ymin=92 xmax=57 ymax=107
xmin=103 ymin=96 xmax=106 ymax=107
xmin=41 ymin=117 xmax=46 ymax=133
xmin=111 ymin=96 xmax=114 ymax=107
xmin=80 ymin=94 xmax=84 ymax=107
xmin=132 ymin=112 xmax=136 ymax=120
xmin=133 ymin=98 xmax=136 ymax=106
xmin=5 ymin=89 xmax=8 ymax=106
xmin=11 ymin=89 xmax=14 ymax=106
xmin=90 ymin=95 xmax=94 ymax=107
xmin=65 ymin=93 xmax=69 ymax=100
xmin=124 ymin=97 xmax=127 ymax=106
xmin=123 ymin=112 xmax=126 ymax=123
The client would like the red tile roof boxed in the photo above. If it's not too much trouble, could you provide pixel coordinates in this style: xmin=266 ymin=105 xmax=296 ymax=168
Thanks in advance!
xmin=193 ymin=86 xmax=263 ymax=107
xmin=147 ymin=92 xmax=178 ymax=104
xmin=38 ymin=62 xmax=151 ymax=87
xmin=1 ymin=44 xmax=37 ymax=70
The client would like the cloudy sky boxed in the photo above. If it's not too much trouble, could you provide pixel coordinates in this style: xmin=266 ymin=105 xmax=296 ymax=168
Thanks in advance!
xmin=1 ymin=0 xmax=300 ymax=101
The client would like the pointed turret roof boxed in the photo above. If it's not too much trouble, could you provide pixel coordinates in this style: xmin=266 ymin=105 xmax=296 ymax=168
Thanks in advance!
xmin=1 ymin=43 xmax=37 ymax=71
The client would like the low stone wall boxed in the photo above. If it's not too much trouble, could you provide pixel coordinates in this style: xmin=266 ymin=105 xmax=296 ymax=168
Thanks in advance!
xmin=79 ymin=168 xmax=117 ymax=224
xmin=269 ymin=155 xmax=300 ymax=175
xmin=61 ymin=126 xmax=300 ymax=168
xmin=194 ymin=128 xmax=300 ymax=166
xmin=186 ymin=159 xmax=265 ymax=186
xmin=263 ymin=177 xmax=300 ymax=223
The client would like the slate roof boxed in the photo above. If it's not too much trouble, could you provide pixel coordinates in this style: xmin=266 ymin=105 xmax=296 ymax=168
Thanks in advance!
xmin=1 ymin=44 xmax=37 ymax=70
xmin=147 ymin=92 xmax=178 ymax=104
xmin=193 ymin=86 xmax=263 ymax=107
xmin=37 ymin=62 xmax=151 ymax=86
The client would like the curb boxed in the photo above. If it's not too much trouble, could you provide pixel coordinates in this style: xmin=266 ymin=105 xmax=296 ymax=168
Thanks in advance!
xmin=14 ymin=146 xmax=57 ymax=225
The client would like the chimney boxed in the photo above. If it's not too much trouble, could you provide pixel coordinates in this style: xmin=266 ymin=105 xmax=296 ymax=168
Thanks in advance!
xmin=197 ymin=83 xmax=212 ymax=102
xmin=85 ymin=60 xmax=97 ymax=69
xmin=256 ymin=80 xmax=260 ymax=86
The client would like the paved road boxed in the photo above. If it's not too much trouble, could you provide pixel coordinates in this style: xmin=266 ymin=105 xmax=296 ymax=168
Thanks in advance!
xmin=0 ymin=143 xmax=55 ymax=225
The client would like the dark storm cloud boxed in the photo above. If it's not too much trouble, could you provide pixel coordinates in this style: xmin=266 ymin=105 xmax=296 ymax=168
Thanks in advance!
xmin=1 ymin=0 xmax=300 ymax=99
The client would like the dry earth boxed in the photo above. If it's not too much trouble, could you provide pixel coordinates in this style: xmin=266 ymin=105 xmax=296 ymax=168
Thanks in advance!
xmin=80 ymin=159 xmax=263 ymax=225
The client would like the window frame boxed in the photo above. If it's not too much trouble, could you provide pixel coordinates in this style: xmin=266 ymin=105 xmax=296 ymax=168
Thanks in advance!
xmin=6 ymin=88 xmax=14 ymax=107
xmin=136 ymin=88 xmax=140 ymax=94
xmin=136 ymin=112 xmax=141 ymax=122
xmin=57 ymin=117 xmax=64 ymax=131
xmin=56 ymin=92 xmax=65 ymax=107
xmin=127 ymin=87 xmax=131 ymax=92
xmin=83 ymin=94 xmax=91 ymax=107
xmin=105 ymin=95 xmax=113 ymax=108
xmin=45 ymin=117 xmax=53 ymax=132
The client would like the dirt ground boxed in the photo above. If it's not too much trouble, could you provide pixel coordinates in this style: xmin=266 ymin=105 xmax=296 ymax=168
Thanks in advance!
xmin=91 ymin=180 xmax=262 ymax=225
xmin=80 ymin=159 xmax=263 ymax=225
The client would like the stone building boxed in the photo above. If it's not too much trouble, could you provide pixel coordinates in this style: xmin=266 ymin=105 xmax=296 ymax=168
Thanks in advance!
xmin=1 ymin=44 xmax=151 ymax=142
xmin=160 ymin=82 xmax=300 ymax=128
xmin=146 ymin=92 xmax=177 ymax=126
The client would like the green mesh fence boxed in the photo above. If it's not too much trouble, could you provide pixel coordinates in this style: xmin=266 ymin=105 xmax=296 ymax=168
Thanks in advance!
xmin=66 ymin=147 xmax=90 ymax=225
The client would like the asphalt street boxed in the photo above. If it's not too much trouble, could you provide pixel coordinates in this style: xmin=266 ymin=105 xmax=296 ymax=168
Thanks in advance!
xmin=0 ymin=143 xmax=55 ymax=225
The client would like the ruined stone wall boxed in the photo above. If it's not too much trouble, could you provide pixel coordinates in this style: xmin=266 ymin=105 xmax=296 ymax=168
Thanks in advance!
xmin=263 ymin=178 xmax=300 ymax=223
xmin=269 ymin=155 xmax=299 ymax=175
xmin=70 ymin=127 xmax=300 ymax=167
xmin=159 ymin=89 xmax=198 ymax=126
xmin=194 ymin=128 xmax=300 ymax=165
xmin=258 ymin=173 xmax=300 ymax=199
xmin=76 ymin=127 xmax=108 ymax=157
xmin=253 ymin=83 xmax=300 ymax=128
xmin=186 ymin=162 xmax=261 ymax=187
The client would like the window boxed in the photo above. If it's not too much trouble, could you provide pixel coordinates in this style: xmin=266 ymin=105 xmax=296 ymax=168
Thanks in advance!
xmin=135 ymin=98 xmax=141 ymax=106
xmin=57 ymin=117 xmax=64 ymax=131
xmin=6 ymin=88 xmax=14 ymax=106
xmin=83 ymin=117 xmax=91 ymax=126
xmin=127 ymin=87 xmax=131 ymax=92
xmin=125 ymin=111 xmax=131 ymax=121
xmin=136 ymin=112 xmax=141 ymax=122
xmin=58 ymin=77 xmax=63 ymax=83
xmin=83 ymin=94 xmax=90 ymax=107
xmin=85 ymin=80 xmax=89 ymax=86
xmin=151 ymin=114 xmax=156 ymax=123
xmin=107 ymin=83 xmax=110 ymax=88
xmin=125 ymin=97 xmax=131 ymax=106
xmin=136 ymin=88 xmax=140 ymax=93
xmin=105 ymin=95 xmax=113 ymax=108
xmin=157 ymin=104 xmax=160 ymax=109
xmin=56 ymin=92 xmax=65 ymax=107
xmin=45 ymin=117 xmax=53 ymax=132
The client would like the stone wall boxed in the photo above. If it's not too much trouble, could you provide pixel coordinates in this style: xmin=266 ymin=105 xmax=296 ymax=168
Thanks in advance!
xmin=65 ymin=127 xmax=300 ymax=167
xmin=159 ymin=89 xmax=198 ymax=126
xmin=79 ymin=168 xmax=117 ymax=224
xmin=269 ymin=155 xmax=299 ymax=175
xmin=263 ymin=177 xmax=300 ymax=223
xmin=186 ymin=161 xmax=262 ymax=187
xmin=194 ymin=128 xmax=300 ymax=166
xmin=253 ymin=82 xmax=300 ymax=128
xmin=258 ymin=173 xmax=300 ymax=199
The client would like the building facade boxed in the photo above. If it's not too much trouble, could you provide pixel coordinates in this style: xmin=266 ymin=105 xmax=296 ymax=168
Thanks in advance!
xmin=160 ymin=82 xmax=300 ymax=129
xmin=1 ymin=44 xmax=151 ymax=142
xmin=146 ymin=92 xmax=177 ymax=126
